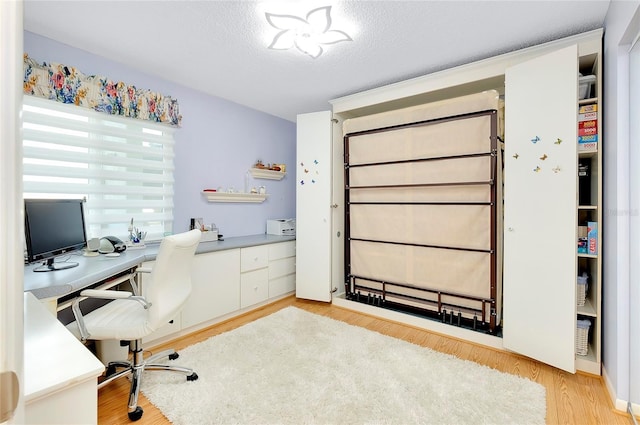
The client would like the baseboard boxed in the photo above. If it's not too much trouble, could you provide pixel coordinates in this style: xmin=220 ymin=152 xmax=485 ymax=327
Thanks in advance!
xmin=602 ymin=365 xmax=640 ymax=416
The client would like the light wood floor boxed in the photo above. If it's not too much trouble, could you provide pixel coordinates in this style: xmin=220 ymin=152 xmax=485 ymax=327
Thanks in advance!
xmin=98 ymin=296 xmax=633 ymax=425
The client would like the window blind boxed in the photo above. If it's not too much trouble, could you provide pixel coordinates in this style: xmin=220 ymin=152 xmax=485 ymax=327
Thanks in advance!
xmin=22 ymin=95 xmax=175 ymax=241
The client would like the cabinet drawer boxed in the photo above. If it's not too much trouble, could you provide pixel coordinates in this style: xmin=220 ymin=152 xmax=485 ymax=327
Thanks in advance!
xmin=241 ymin=268 xmax=269 ymax=308
xmin=269 ymin=256 xmax=296 ymax=280
xmin=269 ymin=241 xmax=296 ymax=261
xmin=241 ymin=245 xmax=269 ymax=272
xmin=269 ymin=274 xmax=295 ymax=298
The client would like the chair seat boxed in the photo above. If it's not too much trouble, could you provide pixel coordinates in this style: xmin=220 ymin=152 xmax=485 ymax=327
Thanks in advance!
xmin=67 ymin=299 xmax=155 ymax=341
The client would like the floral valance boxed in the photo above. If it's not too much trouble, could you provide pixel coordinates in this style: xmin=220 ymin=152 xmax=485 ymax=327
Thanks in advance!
xmin=23 ymin=54 xmax=182 ymax=126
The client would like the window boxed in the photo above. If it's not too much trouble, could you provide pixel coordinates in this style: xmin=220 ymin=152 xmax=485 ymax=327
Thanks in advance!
xmin=22 ymin=95 xmax=175 ymax=241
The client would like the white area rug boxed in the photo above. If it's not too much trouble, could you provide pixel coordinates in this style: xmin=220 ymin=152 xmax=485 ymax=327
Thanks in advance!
xmin=141 ymin=307 xmax=546 ymax=425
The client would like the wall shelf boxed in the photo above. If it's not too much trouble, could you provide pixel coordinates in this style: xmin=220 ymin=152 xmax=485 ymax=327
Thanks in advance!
xmin=202 ymin=191 xmax=267 ymax=203
xmin=249 ymin=168 xmax=286 ymax=180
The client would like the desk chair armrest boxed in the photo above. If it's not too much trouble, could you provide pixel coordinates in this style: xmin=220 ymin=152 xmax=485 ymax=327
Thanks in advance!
xmin=80 ymin=289 xmax=133 ymax=299
xmin=79 ymin=289 xmax=151 ymax=309
xmin=135 ymin=267 xmax=152 ymax=274
xmin=71 ymin=290 xmax=152 ymax=341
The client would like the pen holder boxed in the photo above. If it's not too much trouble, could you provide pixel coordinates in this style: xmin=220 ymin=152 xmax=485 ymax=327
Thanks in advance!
xmin=127 ymin=228 xmax=147 ymax=249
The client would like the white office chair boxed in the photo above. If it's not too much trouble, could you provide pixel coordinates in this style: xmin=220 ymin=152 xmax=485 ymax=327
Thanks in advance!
xmin=67 ymin=229 xmax=202 ymax=421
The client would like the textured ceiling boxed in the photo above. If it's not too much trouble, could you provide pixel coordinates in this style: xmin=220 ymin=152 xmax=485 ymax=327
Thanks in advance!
xmin=23 ymin=0 xmax=610 ymax=122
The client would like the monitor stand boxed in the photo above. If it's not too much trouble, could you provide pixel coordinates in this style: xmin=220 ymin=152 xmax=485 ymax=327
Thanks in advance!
xmin=33 ymin=258 xmax=79 ymax=272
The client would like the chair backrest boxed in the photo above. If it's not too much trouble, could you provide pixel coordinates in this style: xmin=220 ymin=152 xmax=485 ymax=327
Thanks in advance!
xmin=144 ymin=229 xmax=201 ymax=329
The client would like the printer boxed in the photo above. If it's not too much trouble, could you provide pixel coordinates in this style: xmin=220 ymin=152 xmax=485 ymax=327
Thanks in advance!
xmin=266 ymin=219 xmax=296 ymax=236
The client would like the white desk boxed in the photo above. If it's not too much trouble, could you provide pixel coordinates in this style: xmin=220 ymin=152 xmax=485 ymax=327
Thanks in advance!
xmin=22 ymin=234 xmax=295 ymax=423
xmin=23 ymin=291 xmax=105 ymax=424
xmin=24 ymin=234 xmax=295 ymax=304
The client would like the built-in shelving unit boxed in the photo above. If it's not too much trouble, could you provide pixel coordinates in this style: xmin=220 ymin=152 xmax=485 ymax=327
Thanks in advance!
xmin=249 ymin=168 xmax=286 ymax=180
xmin=575 ymin=48 xmax=602 ymax=375
xmin=201 ymin=191 xmax=267 ymax=203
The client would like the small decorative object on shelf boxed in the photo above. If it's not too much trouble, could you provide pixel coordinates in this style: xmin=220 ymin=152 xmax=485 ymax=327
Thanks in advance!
xmin=250 ymin=160 xmax=286 ymax=180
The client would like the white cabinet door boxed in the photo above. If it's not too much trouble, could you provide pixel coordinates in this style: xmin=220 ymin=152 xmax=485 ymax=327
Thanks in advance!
xmin=296 ymin=111 xmax=332 ymax=302
xmin=503 ymin=45 xmax=578 ymax=372
xmin=182 ymin=249 xmax=240 ymax=328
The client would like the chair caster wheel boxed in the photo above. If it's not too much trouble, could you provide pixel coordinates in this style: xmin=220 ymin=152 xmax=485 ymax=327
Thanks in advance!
xmin=187 ymin=372 xmax=198 ymax=381
xmin=168 ymin=352 xmax=179 ymax=360
xmin=128 ymin=406 xmax=143 ymax=421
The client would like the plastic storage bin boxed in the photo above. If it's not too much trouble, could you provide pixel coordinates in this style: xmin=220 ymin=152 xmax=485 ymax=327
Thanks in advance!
xmin=579 ymin=75 xmax=596 ymax=100
xmin=576 ymin=319 xmax=591 ymax=356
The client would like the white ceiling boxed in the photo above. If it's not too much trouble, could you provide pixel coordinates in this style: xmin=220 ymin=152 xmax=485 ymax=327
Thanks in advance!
xmin=23 ymin=0 xmax=610 ymax=122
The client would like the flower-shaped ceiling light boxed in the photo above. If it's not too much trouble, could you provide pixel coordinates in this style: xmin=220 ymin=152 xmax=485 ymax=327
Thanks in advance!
xmin=266 ymin=6 xmax=352 ymax=59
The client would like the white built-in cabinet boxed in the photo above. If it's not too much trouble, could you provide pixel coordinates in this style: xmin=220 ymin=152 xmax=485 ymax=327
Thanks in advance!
xmin=299 ymin=29 xmax=603 ymax=374
xmin=142 ymin=240 xmax=295 ymax=345
xmin=296 ymin=111 xmax=333 ymax=302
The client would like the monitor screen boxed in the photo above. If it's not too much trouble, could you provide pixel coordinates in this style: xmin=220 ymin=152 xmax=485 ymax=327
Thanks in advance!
xmin=24 ymin=198 xmax=87 ymax=272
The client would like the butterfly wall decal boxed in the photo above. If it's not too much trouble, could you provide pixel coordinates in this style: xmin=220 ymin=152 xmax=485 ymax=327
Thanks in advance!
xmin=531 ymin=136 xmax=540 ymax=143
xmin=540 ymin=154 xmax=548 ymax=161
xmin=533 ymin=166 xmax=541 ymax=172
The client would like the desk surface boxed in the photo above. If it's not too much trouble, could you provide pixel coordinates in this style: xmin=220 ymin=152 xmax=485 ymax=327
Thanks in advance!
xmin=24 ymin=234 xmax=295 ymax=300
xmin=23 ymin=291 xmax=105 ymax=402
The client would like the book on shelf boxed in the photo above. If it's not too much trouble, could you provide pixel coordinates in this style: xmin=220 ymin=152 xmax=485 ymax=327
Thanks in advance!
xmin=578 ymin=126 xmax=597 ymax=136
xmin=578 ymin=119 xmax=597 ymax=130
xmin=578 ymin=120 xmax=598 ymax=139
xmin=578 ymin=134 xmax=598 ymax=151
xmin=587 ymin=221 xmax=598 ymax=255
xmin=577 ymin=104 xmax=598 ymax=150
xmin=578 ymin=111 xmax=597 ymax=122
xmin=579 ymin=104 xmax=597 ymax=113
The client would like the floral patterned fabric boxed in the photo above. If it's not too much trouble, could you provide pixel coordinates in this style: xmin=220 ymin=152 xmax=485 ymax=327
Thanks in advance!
xmin=23 ymin=54 xmax=181 ymax=126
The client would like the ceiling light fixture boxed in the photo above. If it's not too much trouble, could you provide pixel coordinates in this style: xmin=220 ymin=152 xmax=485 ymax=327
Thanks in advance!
xmin=265 ymin=6 xmax=352 ymax=59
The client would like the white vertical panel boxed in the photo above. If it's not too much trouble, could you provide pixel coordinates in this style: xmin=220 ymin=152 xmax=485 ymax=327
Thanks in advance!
xmin=503 ymin=45 xmax=578 ymax=373
xmin=0 ymin=1 xmax=25 ymax=423
xmin=628 ymin=34 xmax=640 ymax=407
xmin=296 ymin=111 xmax=332 ymax=302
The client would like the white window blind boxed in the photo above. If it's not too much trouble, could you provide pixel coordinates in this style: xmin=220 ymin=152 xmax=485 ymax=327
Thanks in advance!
xmin=22 ymin=95 xmax=175 ymax=241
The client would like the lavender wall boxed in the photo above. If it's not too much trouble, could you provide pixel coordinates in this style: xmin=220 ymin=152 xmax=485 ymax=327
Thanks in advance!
xmin=24 ymin=31 xmax=296 ymax=238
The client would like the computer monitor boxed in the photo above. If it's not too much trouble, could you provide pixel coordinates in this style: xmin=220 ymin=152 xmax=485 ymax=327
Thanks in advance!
xmin=24 ymin=198 xmax=88 ymax=272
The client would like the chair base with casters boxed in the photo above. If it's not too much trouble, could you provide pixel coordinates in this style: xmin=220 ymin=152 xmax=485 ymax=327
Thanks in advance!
xmin=98 ymin=339 xmax=198 ymax=421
